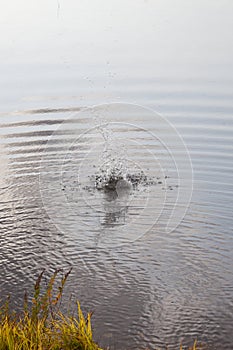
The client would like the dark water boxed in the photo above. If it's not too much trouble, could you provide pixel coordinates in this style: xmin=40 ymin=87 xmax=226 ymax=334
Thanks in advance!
xmin=1 ymin=1 xmax=233 ymax=349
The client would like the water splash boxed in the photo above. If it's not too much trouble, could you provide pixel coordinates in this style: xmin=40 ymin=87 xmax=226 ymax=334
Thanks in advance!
xmin=91 ymin=116 xmax=158 ymax=192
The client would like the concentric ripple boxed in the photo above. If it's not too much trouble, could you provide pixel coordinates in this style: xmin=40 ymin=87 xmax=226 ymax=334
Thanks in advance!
xmin=38 ymin=103 xmax=192 ymax=248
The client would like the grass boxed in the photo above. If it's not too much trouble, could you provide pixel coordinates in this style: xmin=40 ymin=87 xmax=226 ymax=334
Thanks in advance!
xmin=179 ymin=340 xmax=200 ymax=350
xmin=0 ymin=270 xmax=204 ymax=350
xmin=0 ymin=269 xmax=102 ymax=350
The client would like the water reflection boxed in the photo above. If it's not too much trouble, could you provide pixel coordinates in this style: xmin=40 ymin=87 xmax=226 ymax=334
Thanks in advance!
xmin=101 ymin=184 xmax=131 ymax=227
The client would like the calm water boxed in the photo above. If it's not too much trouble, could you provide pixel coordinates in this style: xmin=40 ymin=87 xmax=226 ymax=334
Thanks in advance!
xmin=0 ymin=1 xmax=233 ymax=349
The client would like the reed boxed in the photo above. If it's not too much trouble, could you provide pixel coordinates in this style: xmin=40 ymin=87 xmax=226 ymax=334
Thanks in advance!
xmin=0 ymin=269 xmax=102 ymax=350
xmin=180 ymin=340 xmax=200 ymax=350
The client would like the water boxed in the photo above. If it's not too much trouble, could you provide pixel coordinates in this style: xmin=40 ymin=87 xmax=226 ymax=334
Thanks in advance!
xmin=0 ymin=1 xmax=233 ymax=349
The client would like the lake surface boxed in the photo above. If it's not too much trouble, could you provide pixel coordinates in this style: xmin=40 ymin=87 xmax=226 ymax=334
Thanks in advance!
xmin=0 ymin=1 xmax=233 ymax=349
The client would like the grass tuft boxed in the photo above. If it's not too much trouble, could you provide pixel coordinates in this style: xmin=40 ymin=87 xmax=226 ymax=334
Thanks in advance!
xmin=0 ymin=269 xmax=102 ymax=350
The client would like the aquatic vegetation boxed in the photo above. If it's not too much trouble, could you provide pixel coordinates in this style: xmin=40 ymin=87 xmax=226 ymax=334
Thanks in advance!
xmin=0 ymin=269 xmax=102 ymax=350
xmin=179 ymin=340 xmax=202 ymax=350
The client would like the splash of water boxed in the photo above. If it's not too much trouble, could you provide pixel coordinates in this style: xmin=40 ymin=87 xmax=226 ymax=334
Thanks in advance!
xmin=90 ymin=121 xmax=156 ymax=191
xmin=93 ymin=115 xmax=131 ymax=190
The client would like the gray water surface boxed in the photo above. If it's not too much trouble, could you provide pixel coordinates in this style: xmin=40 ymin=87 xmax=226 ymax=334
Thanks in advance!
xmin=0 ymin=1 xmax=233 ymax=349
